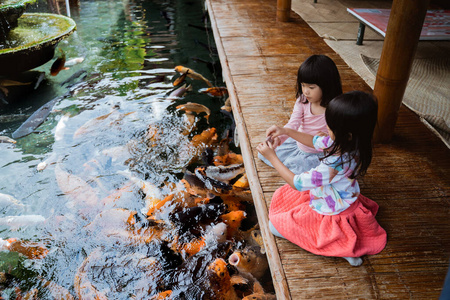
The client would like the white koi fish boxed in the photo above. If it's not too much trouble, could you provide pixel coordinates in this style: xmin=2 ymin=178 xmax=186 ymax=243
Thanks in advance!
xmin=0 ymin=215 xmax=46 ymax=229
xmin=0 ymin=193 xmax=24 ymax=211
xmin=54 ymin=114 xmax=70 ymax=141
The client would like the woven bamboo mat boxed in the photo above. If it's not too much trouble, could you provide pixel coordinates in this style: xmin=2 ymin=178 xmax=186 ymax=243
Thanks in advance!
xmin=361 ymin=54 xmax=450 ymax=147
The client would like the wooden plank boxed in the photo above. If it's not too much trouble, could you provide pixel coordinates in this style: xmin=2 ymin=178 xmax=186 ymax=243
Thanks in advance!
xmin=207 ymin=0 xmax=450 ymax=298
xmin=207 ymin=1 xmax=292 ymax=299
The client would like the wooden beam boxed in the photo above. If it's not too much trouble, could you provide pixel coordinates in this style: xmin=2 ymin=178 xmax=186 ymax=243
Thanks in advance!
xmin=373 ymin=0 xmax=429 ymax=142
xmin=277 ymin=0 xmax=291 ymax=22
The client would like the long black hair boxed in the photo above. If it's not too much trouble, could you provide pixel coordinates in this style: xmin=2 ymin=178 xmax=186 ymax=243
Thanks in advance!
xmin=295 ymin=55 xmax=342 ymax=107
xmin=322 ymin=91 xmax=378 ymax=179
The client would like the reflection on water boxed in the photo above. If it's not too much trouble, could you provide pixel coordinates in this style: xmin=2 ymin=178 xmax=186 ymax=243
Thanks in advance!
xmin=0 ymin=0 xmax=275 ymax=298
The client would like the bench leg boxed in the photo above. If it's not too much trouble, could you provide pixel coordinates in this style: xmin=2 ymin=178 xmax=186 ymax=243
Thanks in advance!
xmin=356 ymin=22 xmax=365 ymax=45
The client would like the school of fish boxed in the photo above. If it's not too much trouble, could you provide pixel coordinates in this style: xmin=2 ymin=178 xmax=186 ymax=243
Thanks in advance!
xmin=0 ymin=65 xmax=275 ymax=299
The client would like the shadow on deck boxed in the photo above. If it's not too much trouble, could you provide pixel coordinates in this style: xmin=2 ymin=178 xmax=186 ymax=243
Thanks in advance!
xmin=206 ymin=0 xmax=450 ymax=298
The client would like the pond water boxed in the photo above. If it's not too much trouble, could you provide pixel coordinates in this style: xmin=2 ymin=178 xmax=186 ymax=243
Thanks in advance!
xmin=0 ymin=0 xmax=275 ymax=299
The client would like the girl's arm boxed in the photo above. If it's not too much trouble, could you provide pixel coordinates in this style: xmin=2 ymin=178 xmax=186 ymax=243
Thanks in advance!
xmin=267 ymin=126 xmax=315 ymax=148
xmin=256 ymin=141 xmax=296 ymax=188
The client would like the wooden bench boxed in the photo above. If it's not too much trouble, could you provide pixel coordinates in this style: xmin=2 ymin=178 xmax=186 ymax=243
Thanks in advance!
xmin=347 ymin=8 xmax=450 ymax=45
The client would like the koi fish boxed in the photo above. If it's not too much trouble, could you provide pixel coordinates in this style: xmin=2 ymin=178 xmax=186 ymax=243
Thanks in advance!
xmin=199 ymin=87 xmax=228 ymax=97
xmin=191 ymin=127 xmax=218 ymax=148
xmin=228 ymin=246 xmax=268 ymax=280
xmin=3 ymin=238 xmax=49 ymax=259
xmin=74 ymin=248 xmax=108 ymax=300
xmin=251 ymin=229 xmax=266 ymax=254
xmin=213 ymin=152 xmax=243 ymax=166
xmin=173 ymin=70 xmax=189 ymax=86
xmin=169 ymin=203 xmax=227 ymax=233
xmin=0 ymin=79 xmax=32 ymax=96
xmin=73 ymin=110 xmax=135 ymax=138
xmin=151 ymin=290 xmax=172 ymax=300
xmin=181 ymin=173 xmax=215 ymax=199
xmin=172 ymin=235 xmax=206 ymax=257
xmin=0 ymin=136 xmax=16 ymax=144
xmin=233 ymin=173 xmax=249 ymax=189
xmin=64 ymin=57 xmax=85 ymax=66
xmin=199 ymin=163 xmax=245 ymax=183
xmin=167 ymin=83 xmax=192 ymax=100
xmin=174 ymin=65 xmax=212 ymax=87
xmin=176 ymin=102 xmax=211 ymax=122
xmin=85 ymin=208 xmax=163 ymax=244
xmin=207 ymin=258 xmax=240 ymax=300
xmin=54 ymin=114 xmax=70 ymax=141
xmin=221 ymin=97 xmax=232 ymax=112
xmin=194 ymin=167 xmax=233 ymax=194
xmin=12 ymin=95 xmax=65 ymax=139
xmin=55 ymin=164 xmax=99 ymax=209
xmin=219 ymin=210 xmax=246 ymax=239
xmin=0 ymin=192 xmax=24 ymax=211
xmin=117 ymin=170 xmax=164 ymax=215
xmin=0 ymin=215 xmax=46 ymax=230
xmin=50 ymin=49 xmax=69 ymax=76
xmin=242 ymin=281 xmax=276 ymax=300
xmin=34 ymin=72 xmax=46 ymax=89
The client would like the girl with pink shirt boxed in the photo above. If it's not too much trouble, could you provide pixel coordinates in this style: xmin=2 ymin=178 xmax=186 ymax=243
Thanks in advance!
xmin=257 ymin=91 xmax=387 ymax=266
xmin=258 ymin=55 xmax=343 ymax=174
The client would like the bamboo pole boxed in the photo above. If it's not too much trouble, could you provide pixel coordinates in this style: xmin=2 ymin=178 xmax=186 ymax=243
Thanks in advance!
xmin=373 ymin=0 xmax=429 ymax=142
xmin=206 ymin=1 xmax=292 ymax=299
xmin=277 ymin=0 xmax=291 ymax=22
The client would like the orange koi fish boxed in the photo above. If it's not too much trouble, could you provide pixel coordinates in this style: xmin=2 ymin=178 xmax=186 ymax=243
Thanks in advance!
xmin=213 ymin=152 xmax=243 ymax=166
xmin=233 ymin=173 xmax=249 ymax=189
xmin=173 ymin=70 xmax=189 ymax=86
xmin=242 ymin=281 xmax=276 ymax=300
xmin=219 ymin=210 xmax=246 ymax=239
xmin=199 ymin=87 xmax=228 ymax=97
xmin=2 ymin=238 xmax=48 ymax=259
xmin=207 ymin=258 xmax=240 ymax=300
xmin=228 ymin=246 xmax=269 ymax=280
xmin=191 ymin=127 xmax=218 ymax=148
xmin=151 ymin=290 xmax=172 ymax=299
xmin=174 ymin=66 xmax=212 ymax=87
xmin=176 ymin=102 xmax=211 ymax=123
xmin=172 ymin=235 xmax=206 ymax=257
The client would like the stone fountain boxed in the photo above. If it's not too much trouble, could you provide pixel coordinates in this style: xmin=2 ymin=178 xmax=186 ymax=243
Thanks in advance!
xmin=0 ymin=0 xmax=76 ymax=76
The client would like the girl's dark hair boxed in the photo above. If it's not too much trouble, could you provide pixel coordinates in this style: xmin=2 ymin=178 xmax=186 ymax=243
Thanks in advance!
xmin=295 ymin=55 xmax=343 ymax=107
xmin=323 ymin=91 xmax=378 ymax=179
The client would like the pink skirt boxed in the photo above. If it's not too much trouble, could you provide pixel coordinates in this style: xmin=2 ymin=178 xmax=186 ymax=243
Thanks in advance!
xmin=269 ymin=184 xmax=387 ymax=257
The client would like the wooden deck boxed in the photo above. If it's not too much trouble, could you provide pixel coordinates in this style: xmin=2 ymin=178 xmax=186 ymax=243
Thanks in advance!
xmin=206 ymin=0 xmax=450 ymax=298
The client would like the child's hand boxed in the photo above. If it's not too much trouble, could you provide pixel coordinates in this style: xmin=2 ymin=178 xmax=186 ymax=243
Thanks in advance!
xmin=257 ymin=139 xmax=276 ymax=161
xmin=266 ymin=135 xmax=281 ymax=149
xmin=316 ymin=131 xmax=328 ymax=137
xmin=266 ymin=125 xmax=285 ymax=138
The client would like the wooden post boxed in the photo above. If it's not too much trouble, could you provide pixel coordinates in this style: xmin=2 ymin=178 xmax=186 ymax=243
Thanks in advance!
xmin=373 ymin=0 xmax=429 ymax=142
xmin=277 ymin=0 xmax=291 ymax=22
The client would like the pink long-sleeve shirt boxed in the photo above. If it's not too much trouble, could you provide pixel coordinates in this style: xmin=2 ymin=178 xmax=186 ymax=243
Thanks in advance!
xmin=279 ymin=95 xmax=328 ymax=153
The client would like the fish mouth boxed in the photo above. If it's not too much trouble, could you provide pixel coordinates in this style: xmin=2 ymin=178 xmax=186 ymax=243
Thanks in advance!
xmin=228 ymin=253 xmax=241 ymax=266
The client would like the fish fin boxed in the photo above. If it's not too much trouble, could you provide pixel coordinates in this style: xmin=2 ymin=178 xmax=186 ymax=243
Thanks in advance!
xmin=252 ymin=281 xmax=265 ymax=294
xmin=230 ymin=275 xmax=248 ymax=285
xmin=0 ymin=86 xmax=9 ymax=96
